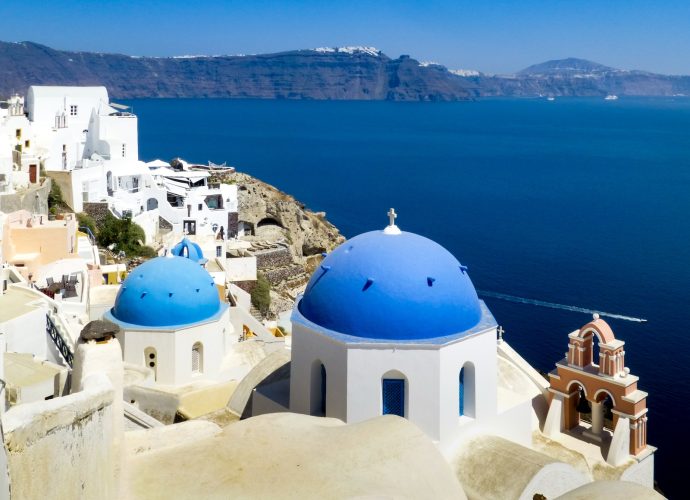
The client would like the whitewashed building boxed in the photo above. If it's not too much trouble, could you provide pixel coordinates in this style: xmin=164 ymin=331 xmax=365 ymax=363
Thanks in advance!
xmin=0 ymin=95 xmax=41 ymax=194
xmin=105 ymin=250 xmax=236 ymax=385
xmin=147 ymin=164 xmax=238 ymax=242
xmin=249 ymin=210 xmax=656 ymax=495
xmin=25 ymin=85 xmax=138 ymax=173
xmin=15 ymin=86 xmax=239 ymax=245
xmin=286 ymin=213 xmax=521 ymax=449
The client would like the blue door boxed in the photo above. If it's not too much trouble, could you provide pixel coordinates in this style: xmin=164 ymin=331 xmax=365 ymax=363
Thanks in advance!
xmin=382 ymin=379 xmax=405 ymax=417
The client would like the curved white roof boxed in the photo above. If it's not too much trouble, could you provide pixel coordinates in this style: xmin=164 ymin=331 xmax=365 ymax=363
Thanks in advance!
xmin=27 ymin=86 xmax=108 ymax=101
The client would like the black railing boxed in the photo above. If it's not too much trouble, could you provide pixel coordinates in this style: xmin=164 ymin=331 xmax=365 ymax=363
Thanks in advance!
xmin=46 ymin=314 xmax=74 ymax=367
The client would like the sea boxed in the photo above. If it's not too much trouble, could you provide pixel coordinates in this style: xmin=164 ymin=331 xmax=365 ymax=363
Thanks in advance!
xmin=126 ymin=96 xmax=690 ymax=497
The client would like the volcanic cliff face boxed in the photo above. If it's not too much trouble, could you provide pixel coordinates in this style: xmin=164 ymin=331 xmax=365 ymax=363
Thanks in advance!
xmin=2 ymin=42 xmax=689 ymax=99
xmin=0 ymin=42 xmax=475 ymax=100
xmin=232 ymin=171 xmax=344 ymax=260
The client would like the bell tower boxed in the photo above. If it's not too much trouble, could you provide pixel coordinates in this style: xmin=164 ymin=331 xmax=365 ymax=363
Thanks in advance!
xmin=543 ymin=315 xmax=650 ymax=465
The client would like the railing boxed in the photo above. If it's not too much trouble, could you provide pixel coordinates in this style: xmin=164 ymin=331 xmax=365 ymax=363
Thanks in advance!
xmin=46 ymin=313 xmax=74 ymax=367
xmin=79 ymin=226 xmax=97 ymax=245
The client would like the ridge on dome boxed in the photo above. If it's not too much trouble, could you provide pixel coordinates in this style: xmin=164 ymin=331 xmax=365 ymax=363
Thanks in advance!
xmin=298 ymin=220 xmax=483 ymax=341
xmin=107 ymin=256 xmax=223 ymax=328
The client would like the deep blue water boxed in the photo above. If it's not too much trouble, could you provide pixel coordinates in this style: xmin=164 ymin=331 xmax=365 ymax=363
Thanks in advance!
xmin=127 ymin=97 xmax=690 ymax=497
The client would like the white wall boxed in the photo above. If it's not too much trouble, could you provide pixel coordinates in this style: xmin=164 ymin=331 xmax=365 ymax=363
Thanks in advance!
xmin=226 ymin=256 xmax=257 ymax=282
xmin=153 ymin=178 xmax=238 ymax=240
xmin=2 ymin=372 xmax=117 ymax=500
xmin=290 ymin=322 xmax=349 ymax=419
xmin=620 ymin=453 xmax=655 ymax=489
xmin=28 ymin=86 xmax=138 ymax=173
xmin=0 ymin=113 xmax=36 ymax=192
xmin=27 ymin=86 xmax=108 ymax=129
xmin=42 ymin=124 xmax=86 ymax=171
xmin=133 ymin=209 xmax=160 ymax=245
xmin=63 ymin=162 xmax=108 ymax=211
xmin=346 ymin=345 xmax=441 ymax=438
xmin=1 ymin=305 xmax=50 ymax=360
xmin=229 ymin=284 xmax=251 ymax=310
xmin=438 ymin=330 xmax=498 ymax=443
xmin=0 ymin=129 xmax=12 ymax=193
xmin=86 ymin=113 xmax=138 ymax=162
xmin=117 ymin=308 xmax=233 ymax=386
xmin=290 ymin=302 xmax=499 ymax=447
xmin=71 ymin=337 xmax=125 ymax=494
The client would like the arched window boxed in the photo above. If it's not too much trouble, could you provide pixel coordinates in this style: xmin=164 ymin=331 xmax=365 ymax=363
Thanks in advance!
xmin=459 ymin=368 xmax=465 ymax=416
xmin=459 ymin=362 xmax=475 ymax=418
xmin=147 ymin=198 xmax=158 ymax=211
xmin=382 ymin=372 xmax=406 ymax=417
xmin=310 ymin=360 xmax=327 ymax=416
xmin=192 ymin=342 xmax=203 ymax=373
xmin=319 ymin=364 xmax=327 ymax=415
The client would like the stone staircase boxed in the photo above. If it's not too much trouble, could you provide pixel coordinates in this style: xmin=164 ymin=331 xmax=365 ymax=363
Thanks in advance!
xmin=249 ymin=304 xmax=263 ymax=321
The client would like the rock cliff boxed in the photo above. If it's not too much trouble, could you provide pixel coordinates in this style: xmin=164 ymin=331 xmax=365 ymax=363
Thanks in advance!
xmin=0 ymin=42 xmax=474 ymax=101
xmin=2 ymin=42 xmax=690 ymax=99
xmin=216 ymin=171 xmax=344 ymax=312
xmin=231 ymin=172 xmax=344 ymax=260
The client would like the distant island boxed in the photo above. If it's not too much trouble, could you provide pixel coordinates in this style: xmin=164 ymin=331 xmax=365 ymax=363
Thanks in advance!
xmin=1 ymin=41 xmax=689 ymax=100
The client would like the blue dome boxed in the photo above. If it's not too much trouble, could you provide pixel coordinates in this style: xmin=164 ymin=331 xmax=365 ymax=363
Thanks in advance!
xmin=109 ymin=256 xmax=222 ymax=327
xmin=171 ymin=238 xmax=206 ymax=264
xmin=298 ymin=230 xmax=482 ymax=340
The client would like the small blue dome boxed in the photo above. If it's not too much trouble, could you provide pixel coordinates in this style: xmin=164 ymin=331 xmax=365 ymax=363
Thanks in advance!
xmin=171 ymin=238 xmax=206 ymax=264
xmin=109 ymin=257 xmax=222 ymax=327
xmin=298 ymin=230 xmax=482 ymax=340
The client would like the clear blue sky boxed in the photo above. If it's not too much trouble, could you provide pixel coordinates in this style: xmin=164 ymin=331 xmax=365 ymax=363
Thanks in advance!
xmin=1 ymin=0 xmax=689 ymax=74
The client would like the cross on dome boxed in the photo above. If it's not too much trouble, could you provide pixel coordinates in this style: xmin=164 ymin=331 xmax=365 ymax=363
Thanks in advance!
xmin=388 ymin=208 xmax=397 ymax=226
xmin=384 ymin=208 xmax=401 ymax=235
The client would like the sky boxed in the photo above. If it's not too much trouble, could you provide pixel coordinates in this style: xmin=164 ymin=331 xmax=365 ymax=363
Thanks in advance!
xmin=1 ymin=0 xmax=689 ymax=74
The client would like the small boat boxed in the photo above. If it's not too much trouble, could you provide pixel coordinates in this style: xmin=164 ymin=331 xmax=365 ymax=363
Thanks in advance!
xmin=604 ymin=94 xmax=619 ymax=101
xmin=546 ymin=96 xmax=555 ymax=101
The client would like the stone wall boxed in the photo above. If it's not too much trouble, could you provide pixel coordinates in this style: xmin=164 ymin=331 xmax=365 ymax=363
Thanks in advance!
xmin=2 ymin=373 xmax=116 ymax=500
xmin=254 ymin=247 xmax=293 ymax=269
xmin=83 ymin=202 xmax=110 ymax=224
xmin=233 ymin=280 xmax=256 ymax=295
xmin=263 ymin=264 xmax=305 ymax=287
xmin=0 ymin=178 xmax=50 ymax=215
xmin=228 ymin=212 xmax=238 ymax=238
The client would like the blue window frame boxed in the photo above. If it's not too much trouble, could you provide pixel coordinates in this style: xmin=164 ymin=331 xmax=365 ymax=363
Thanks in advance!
xmin=459 ymin=368 xmax=465 ymax=416
xmin=382 ymin=378 xmax=405 ymax=417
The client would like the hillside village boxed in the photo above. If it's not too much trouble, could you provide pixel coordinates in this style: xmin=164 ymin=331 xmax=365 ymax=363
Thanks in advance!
xmin=0 ymin=87 xmax=662 ymax=499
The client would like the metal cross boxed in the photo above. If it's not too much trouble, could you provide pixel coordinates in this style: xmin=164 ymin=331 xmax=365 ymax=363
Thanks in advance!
xmin=497 ymin=325 xmax=505 ymax=343
xmin=388 ymin=208 xmax=397 ymax=226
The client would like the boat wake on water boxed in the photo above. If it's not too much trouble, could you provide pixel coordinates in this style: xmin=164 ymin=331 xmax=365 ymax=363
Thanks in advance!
xmin=477 ymin=290 xmax=647 ymax=323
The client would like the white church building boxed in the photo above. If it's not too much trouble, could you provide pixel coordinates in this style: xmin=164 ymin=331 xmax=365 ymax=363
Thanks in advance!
xmin=289 ymin=213 xmax=507 ymax=449
xmin=104 ymin=251 xmax=234 ymax=386
xmin=251 ymin=210 xmax=655 ymax=492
